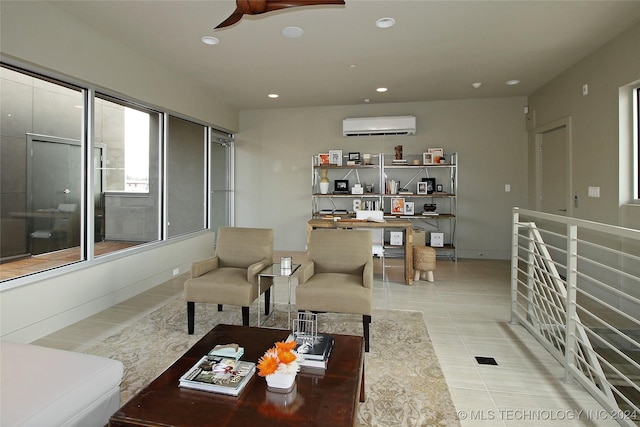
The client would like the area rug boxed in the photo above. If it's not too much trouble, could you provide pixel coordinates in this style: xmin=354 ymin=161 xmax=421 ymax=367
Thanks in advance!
xmin=79 ymin=295 xmax=460 ymax=427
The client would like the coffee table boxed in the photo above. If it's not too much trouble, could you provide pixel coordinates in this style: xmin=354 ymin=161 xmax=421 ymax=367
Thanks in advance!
xmin=109 ymin=324 xmax=365 ymax=427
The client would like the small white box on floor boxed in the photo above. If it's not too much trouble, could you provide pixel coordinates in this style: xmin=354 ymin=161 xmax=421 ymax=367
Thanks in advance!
xmin=430 ymin=232 xmax=444 ymax=247
xmin=390 ymin=231 xmax=403 ymax=245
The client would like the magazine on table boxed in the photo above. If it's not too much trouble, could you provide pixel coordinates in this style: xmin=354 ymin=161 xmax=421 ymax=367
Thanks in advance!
xmin=179 ymin=356 xmax=255 ymax=396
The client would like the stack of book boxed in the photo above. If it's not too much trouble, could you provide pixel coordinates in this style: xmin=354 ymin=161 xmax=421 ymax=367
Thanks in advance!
xmin=179 ymin=349 xmax=255 ymax=396
xmin=294 ymin=334 xmax=335 ymax=369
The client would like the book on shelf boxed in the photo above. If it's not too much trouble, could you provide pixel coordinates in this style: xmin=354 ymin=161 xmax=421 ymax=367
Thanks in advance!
xmin=179 ymin=356 xmax=255 ymax=396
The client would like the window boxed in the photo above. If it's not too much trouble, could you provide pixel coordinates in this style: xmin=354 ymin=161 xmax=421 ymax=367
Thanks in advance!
xmin=0 ymin=62 xmax=234 ymax=283
xmin=166 ymin=116 xmax=206 ymax=237
xmin=0 ymin=65 xmax=84 ymax=273
xmin=94 ymin=95 xmax=161 ymax=248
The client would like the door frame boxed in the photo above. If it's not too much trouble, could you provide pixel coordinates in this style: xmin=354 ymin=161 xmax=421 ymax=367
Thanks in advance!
xmin=26 ymin=133 xmax=82 ymax=215
xmin=533 ymin=116 xmax=573 ymax=216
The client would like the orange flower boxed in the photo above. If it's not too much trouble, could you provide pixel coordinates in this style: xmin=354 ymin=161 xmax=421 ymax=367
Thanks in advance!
xmin=257 ymin=341 xmax=300 ymax=376
xmin=275 ymin=341 xmax=297 ymax=352
xmin=277 ymin=348 xmax=298 ymax=365
xmin=257 ymin=349 xmax=280 ymax=376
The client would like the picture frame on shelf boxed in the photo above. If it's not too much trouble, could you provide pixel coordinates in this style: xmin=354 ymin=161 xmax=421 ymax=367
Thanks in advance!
xmin=423 ymin=152 xmax=434 ymax=165
xmin=334 ymin=179 xmax=349 ymax=193
xmin=319 ymin=153 xmax=330 ymax=165
xmin=428 ymin=148 xmax=444 ymax=164
xmin=348 ymin=152 xmax=361 ymax=162
xmin=404 ymin=201 xmax=415 ymax=215
xmin=421 ymin=177 xmax=436 ymax=194
xmin=436 ymin=184 xmax=444 ymax=193
xmin=329 ymin=150 xmax=343 ymax=166
xmin=417 ymin=181 xmax=428 ymax=194
xmin=391 ymin=197 xmax=405 ymax=214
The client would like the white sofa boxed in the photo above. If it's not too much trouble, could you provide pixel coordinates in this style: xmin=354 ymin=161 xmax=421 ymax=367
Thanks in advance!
xmin=0 ymin=341 xmax=123 ymax=427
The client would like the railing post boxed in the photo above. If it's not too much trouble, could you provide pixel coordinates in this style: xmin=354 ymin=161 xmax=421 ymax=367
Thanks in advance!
xmin=510 ymin=209 xmax=520 ymax=325
xmin=565 ymin=224 xmax=578 ymax=383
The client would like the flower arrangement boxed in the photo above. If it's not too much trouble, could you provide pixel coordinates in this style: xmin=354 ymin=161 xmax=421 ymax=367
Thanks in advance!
xmin=257 ymin=341 xmax=301 ymax=377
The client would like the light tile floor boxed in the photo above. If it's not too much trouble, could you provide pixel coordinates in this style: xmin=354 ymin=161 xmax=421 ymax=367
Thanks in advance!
xmin=34 ymin=257 xmax=621 ymax=426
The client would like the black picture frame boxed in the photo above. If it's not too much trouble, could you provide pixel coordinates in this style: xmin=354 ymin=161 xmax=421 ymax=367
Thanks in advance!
xmin=334 ymin=179 xmax=349 ymax=193
xmin=348 ymin=152 xmax=361 ymax=162
xmin=421 ymin=177 xmax=436 ymax=194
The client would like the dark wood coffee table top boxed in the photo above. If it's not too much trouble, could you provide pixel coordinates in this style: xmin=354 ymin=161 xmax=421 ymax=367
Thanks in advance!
xmin=109 ymin=324 xmax=364 ymax=427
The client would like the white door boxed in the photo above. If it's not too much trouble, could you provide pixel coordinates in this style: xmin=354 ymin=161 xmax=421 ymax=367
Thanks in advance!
xmin=538 ymin=123 xmax=570 ymax=216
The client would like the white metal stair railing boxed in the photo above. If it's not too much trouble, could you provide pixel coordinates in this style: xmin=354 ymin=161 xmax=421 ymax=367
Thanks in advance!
xmin=516 ymin=222 xmax=615 ymax=402
xmin=511 ymin=208 xmax=640 ymax=427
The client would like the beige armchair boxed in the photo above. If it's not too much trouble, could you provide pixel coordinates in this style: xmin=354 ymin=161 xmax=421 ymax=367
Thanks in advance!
xmin=296 ymin=229 xmax=373 ymax=351
xmin=184 ymin=227 xmax=273 ymax=333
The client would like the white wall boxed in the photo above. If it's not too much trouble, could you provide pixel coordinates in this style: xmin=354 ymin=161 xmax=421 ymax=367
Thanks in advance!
xmin=0 ymin=233 xmax=215 ymax=342
xmin=527 ymin=22 xmax=640 ymax=227
xmin=0 ymin=1 xmax=238 ymax=131
xmin=237 ymin=97 xmax=529 ymax=259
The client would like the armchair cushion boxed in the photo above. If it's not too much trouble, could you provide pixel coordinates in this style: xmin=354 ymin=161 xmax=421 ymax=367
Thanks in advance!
xmin=215 ymin=227 xmax=273 ymax=269
xmin=297 ymin=270 xmax=372 ymax=315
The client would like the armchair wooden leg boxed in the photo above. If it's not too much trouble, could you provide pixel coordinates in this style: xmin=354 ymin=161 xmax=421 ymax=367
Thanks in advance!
xmin=242 ymin=306 xmax=250 ymax=326
xmin=217 ymin=304 xmax=223 ymax=311
xmin=264 ymin=288 xmax=271 ymax=315
xmin=187 ymin=302 xmax=195 ymax=335
xmin=363 ymin=315 xmax=371 ymax=352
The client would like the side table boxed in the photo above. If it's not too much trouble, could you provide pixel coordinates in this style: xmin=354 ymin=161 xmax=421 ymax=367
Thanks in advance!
xmin=257 ymin=263 xmax=300 ymax=327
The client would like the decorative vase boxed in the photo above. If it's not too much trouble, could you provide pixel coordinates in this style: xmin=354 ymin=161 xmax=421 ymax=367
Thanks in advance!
xmin=319 ymin=169 xmax=330 ymax=194
xmin=265 ymin=372 xmax=297 ymax=393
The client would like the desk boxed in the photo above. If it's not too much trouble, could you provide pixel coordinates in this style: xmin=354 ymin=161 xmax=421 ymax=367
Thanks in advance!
xmin=109 ymin=324 xmax=364 ymax=427
xmin=307 ymin=218 xmax=413 ymax=285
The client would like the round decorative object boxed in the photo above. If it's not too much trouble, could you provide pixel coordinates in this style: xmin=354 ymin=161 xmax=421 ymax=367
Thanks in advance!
xmin=265 ymin=372 xmax=296 ymax=393
xmin=319 ymin=169 xmax=330 ymax=194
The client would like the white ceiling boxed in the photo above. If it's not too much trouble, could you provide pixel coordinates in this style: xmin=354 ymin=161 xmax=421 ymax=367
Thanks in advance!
xmin=51 ymin=0 xmax=640 ymax=110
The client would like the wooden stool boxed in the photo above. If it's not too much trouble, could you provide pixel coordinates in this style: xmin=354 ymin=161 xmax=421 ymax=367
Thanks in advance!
xmin=413 ymin=246 xmax=436 ymax=282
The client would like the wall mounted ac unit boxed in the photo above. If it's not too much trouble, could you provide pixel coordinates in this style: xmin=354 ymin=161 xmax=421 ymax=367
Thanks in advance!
xmin=343 ymin=115 xmax=416 ymax=137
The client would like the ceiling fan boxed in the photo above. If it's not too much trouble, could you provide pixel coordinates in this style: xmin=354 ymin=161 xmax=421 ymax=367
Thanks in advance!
xmin=215 ymin=0 xmax=346 ymax=29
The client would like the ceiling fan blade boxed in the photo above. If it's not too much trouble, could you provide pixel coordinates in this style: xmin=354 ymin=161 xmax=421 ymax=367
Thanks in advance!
xmin=215 ymin=9 xmax=245 ymax=29
xmin=263 ymin=0 xmax=345 ymax=13
xmin=215 ymin=0 xmax=345 ymax=29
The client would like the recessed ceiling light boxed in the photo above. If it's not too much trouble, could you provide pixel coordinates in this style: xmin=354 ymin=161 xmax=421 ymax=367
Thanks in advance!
xmin=268 ymin=93 xmax=279 ymax=99
xmin=376 ymin=87 xmax=388 ymax=93
xmin=201 ymin=36 xmax=219 ymax=45
xmin=376 ymin=17 xmax=395 ymax=28
xmin=506 ymin=79 xmax=520 ymax=86
xmin=282 ymin=26 xmax=303 ymax=38
xmin=472 ymin=82 xmax=482 ymax=89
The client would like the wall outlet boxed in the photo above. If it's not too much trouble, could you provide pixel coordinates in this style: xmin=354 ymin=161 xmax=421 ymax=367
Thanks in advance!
xmin=505 ymin=184 xmax=511 ymax=192
xmin=582 ymin=84 xmax=589 ymax=95
xmin=588 ymin=186 xmax=600 ymax=198
xmin=172 ymin=268 xmax=179 ymax=276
